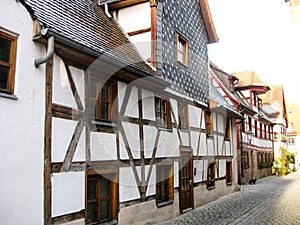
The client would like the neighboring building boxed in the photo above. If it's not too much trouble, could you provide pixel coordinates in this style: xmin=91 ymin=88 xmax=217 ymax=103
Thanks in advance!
xmin=0 ymin=1 xmax=244 ymax=225
xmin=286 ymin=103 xmax=300 ymax=168
xmin=261 ymin=85 xmax=288 ymax=169
xmin=219 ymin=71 xmax=273 ymax=184
xmin=289 ymin=0 xmax=300 ymax=24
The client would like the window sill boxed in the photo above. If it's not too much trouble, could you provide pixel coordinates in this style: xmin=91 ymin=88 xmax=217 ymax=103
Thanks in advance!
xmin=207 ymin=186 xmax=215 ymax=190
xmin=91 ymin=120 xmax=117 ymax=127
xmin=226 ymin=182 xmax=233 ymax=186
xmin=0 ymin=92 xmax=18 ymax=100
xmin=156 ymin=200 xmax=173 ymax=208
xmin=89 ymin=220 xmax=118 ymax=225
xmin=157 ymin=126 xmax=173 ymax=132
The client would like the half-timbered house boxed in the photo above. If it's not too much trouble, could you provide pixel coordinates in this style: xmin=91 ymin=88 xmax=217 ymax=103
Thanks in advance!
xmin=232 ymin=71 xmax=274 ymax=183
xmin=210 ymin=64 xmax=275 ymax=184
xmin=1 ymin=0 xmax=242 ymax=225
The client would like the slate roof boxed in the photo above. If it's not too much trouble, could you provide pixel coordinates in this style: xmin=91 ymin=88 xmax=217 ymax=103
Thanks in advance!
xmin=20 ymin=0 xmax=158 ymax=77
xmin=209 ymin=83 xmax=242 ymax=118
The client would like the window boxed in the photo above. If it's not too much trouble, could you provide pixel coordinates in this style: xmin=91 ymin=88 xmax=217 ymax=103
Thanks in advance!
xmin=178 ymin=102 xmax=188 ymax=129
xmin=205 ymin=111 xmax=213 ymax=135
xmin=226 ymin=161 xmax=232 ymax=185
xmin=86 ymin=173 xmax=118 ymax=224
xmin=155 ymin=97 xmax=171 ymax=128
xmin=254 ymin=120 xmax=258 ymax=137
xmin=248 ymin=117 xmax=252 ymax=131
xmin=89 ymin=76 xmax=116 ymax=122
xmin=156 ymin=164 xmax=174 ymax=206
xmin=207 ymin=162 xmax=215 ymax=189
xmin=0 ymin=30 xmax=17 ymax=94
xmin=176 ymin=34 xmax=188 ymax=65
xmin=225 ymin=118 xmax=230 ymax=140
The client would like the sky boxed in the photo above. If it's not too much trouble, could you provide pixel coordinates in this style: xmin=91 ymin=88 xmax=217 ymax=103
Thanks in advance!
xmin=207 ymin=0 xmax=300 ymax=104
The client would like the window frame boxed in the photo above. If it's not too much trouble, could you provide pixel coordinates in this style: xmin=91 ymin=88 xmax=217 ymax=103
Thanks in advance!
xmin=155 ymin=96 xmax=172 ymax=129
xmin=156 ymin=164 xmax=174 ymax=207
xmin=86 ymin=171 xmax=118 ymax=225
xmin=207 ymin=162 xmax=216 ymax=190
xmin=178 ymin=102 xmax=188 ymax=130
xmin=224 ymin=118 xmax=231 ymax=140
xmin=205 ymin=110 xmax=213 ymax=135
xmin=0 ymin=29 xmax=17 ymax=95
xmin=226 ymin=161 xmax=233 ymax=185
xmin=176 ymin=33 xmax=188 ymax=66
xmin=89 ymin=75 xmax=117 ymax=123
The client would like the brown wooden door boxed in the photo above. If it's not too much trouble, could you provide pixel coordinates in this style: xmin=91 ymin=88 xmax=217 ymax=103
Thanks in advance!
xmin=179 ymin=150 xmax=193 ymax=212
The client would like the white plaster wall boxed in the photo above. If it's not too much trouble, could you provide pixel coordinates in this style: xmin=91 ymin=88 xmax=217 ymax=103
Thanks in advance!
xmin=0 ymin=1 xmax=45 ymax=224
xmin=193 ymin=160 xmax=204 ymax=183
xmin=156 ymin=130 xmax=180 ymax=157
xmin=207 ymin=139 xmax=215 ymax=156
xmin=180 ymin=131 xmax=189 ymax=146
xmin=117 ymin=2 xmax=151 ymax=33
xmin=52 ymin=172 xmax=85 ymax=217
xmin=190 ymin=131 xmax=200 ymax=156
xmin=120 ymin=122 xmax=140 ymax=159
xmin=118 ymin=81 xmax=126 ymax=112
xmin=199 ymin=133 xmax=207 ymax=155
xmin=142 ymin=89 xmax=155 ymax=120
xmin=217 ymin=114 xmax=224 ymax=132
xmin=217 ymin=136 xmax=223 ymax=155
xmin=170 ymin=98 xmax=178 ymax=124
xmin=188 ymin=105 xmax=202 ymax=128
xmin=129 ymin=33 xmax=151 ymax=61
xmin=144 ymin=125 xmax=158 ymax=158
xmin=52 ymin=118 xmax=85 ymax=162
xmin=203 ymin=160 xmax=208 ymax=180
xmin=174 ymin=162 xmax=179 ymax=188
xmin=125 ymin=86 xmax=139 ymax=118
xmin=52 ymin=55 xmax=85 ymax=109
xmin=119 ymin=167 xmax=141 ymax=202
xmin=225 ymin=142 xmax=231 ymax=156
xmin=91 ymin=132 xmax=117 ymax=161
xmin=146 ymin=165 xmax=156 ymax=197
xmin=219 ymin=160 xmax=226 ymax=177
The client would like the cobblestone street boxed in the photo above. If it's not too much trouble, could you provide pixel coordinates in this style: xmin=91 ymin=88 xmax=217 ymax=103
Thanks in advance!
xmin=156 ymin=171 xmax=300 ymax=225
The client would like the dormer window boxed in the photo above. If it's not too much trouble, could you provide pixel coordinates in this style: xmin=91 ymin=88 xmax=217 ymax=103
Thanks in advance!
xmin=176 ymin=34 xmax=188 ymax=66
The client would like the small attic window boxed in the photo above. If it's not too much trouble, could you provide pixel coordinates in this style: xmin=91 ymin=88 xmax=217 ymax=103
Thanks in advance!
xmin=176 ymin=34 xmax=188 ymax=66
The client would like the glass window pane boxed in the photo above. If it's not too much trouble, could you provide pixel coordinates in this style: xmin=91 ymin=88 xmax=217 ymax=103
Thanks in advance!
xmin=101 ymin=103 xmax=109 ymax=120
xmin=0 ymin=38 xmax=11 ymax=63
xmin=87 ymin=202 xmax=97 ymax=223
xmin=0 ymin=65 xmax=9 ymax=90
xmin=101 ymin=84 xmax=109 ymax=101
xmin=100 ymin=200 xmax=110 ymax=220
xmin=161 ymin=101 xmax=166 ymax=113
xmin=87 ymin=179 xmax=97 ymax=200
xmin=100 ymin=177 xmax=110 ymax=198
xmin=155 ymin=98 xmax=160 ymax=112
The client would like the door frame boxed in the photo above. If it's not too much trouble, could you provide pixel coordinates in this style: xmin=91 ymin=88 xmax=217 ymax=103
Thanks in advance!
xmin=179 ymin=147 xmax=194 ymax=212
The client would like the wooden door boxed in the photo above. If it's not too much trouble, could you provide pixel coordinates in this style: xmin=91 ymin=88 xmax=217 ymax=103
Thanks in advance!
xmin=179 ymin=150 xmax=193 ymax=212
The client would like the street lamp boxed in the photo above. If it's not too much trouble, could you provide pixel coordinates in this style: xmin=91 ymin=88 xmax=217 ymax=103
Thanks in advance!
xmin=246 ymin=130 xmax=253 ymax=144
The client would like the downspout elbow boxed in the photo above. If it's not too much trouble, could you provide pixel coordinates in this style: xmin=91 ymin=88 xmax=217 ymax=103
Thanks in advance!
xmin=34 ymin=36 xmax=54 ymax=67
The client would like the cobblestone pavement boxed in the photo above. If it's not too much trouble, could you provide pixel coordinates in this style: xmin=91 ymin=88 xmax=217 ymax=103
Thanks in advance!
xmin=156 ymin=171 xmax=300 ymax=225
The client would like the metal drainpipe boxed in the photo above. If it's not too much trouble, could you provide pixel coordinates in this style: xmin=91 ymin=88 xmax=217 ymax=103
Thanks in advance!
xmin=34 ymin=35 xmax=55 ymax=67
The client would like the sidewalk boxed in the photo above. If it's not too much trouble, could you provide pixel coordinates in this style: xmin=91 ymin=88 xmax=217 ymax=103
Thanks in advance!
xmin=155 ymin=172 xmax=300 ymax=225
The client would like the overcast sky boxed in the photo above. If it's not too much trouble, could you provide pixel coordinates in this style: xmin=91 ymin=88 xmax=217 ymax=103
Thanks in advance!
xmin=207 ymin=0 xmax=300 ymax=104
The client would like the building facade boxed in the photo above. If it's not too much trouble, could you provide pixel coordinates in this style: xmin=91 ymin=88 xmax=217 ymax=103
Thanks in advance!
xmin=0 ymin=1 xmax=242 ymax=225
